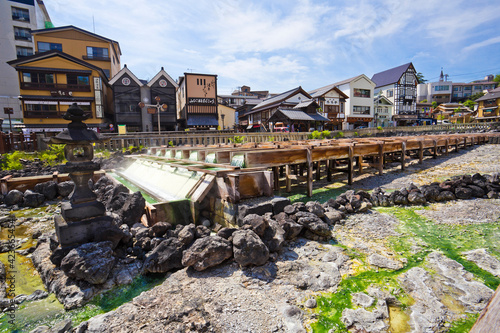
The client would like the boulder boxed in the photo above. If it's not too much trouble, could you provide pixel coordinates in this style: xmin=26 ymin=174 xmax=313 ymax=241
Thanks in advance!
xmin=421 ymin=185 xmax=441 ymax=202
xmin=217 ymin=227 xmax=237 ymax=240
xmin=232 ymin=230 xmax=269 ymax=266
xmin=119 ymin=191 xmax=145 ymax=227
xmin=436 ymin=191 xmax=455 ymax=202
xmin=60 ymin=241 xmax=115 ymax=285
xmin=242 ymin=214 xmax=268 ymax=237
xmin=178 ymin=224 xmax=196 ymax=245
xmin=262 ymin=219 xmax=286 ymax=253
xmin=393 ymin=191 xmax=408 ymax=205
xmin=295 ymin=211 xmax=331 ymax=237
xmin=5 ymin=189 xmax=24 ymax=206
xmin=455 ymin=187 xmax=473 ymax=200
xmin=195 ymin=225 xmax=211 ymax=238
xmin=237 ymin=202 xmax=273 ymax=226
xmin=368 ymin=253 xmax=403 ymax=270
xmin=23 ymin=190 xmax=45 ymax=208
xmin=467 ymin=185 xmax=485 ymax=198
xmin=305 ymin=201 xmax=325 ymax=218
xmin=106 ymin=192 xmax=129 ymax=212
xmin=408 ymin=192 xmax=426 ymax=205
xmin=324 ymin=210 xmax=343 ymax=224
xmin=271 ymin=197 xmax=291 ymax=215
xmin=181 ymin=236 xmax=233 ymax=271
xmin=283 ymin=204 xmax=296 ymax=215
xmin=277 ymin=218 xmax=303 ymax=240
xmin=34 ymin=181 xmax=58 ymax=200
xmin=143 ymin=238 xmax=185 ymax=273
xmin=151 ymin=222 xmax=171 ymax=238
xmin=56 ymin=181 xmax=74 ymax=198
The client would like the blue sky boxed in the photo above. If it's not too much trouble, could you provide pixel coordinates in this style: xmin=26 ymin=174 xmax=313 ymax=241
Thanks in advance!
xmin=44 ymin=0 xmax=500 ymax=95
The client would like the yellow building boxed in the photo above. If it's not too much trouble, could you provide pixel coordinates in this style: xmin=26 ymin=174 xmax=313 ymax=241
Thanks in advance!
xmin=7 ymin=26 xmax=120 ymax=131
xmin=475 ymin=87 xmax=500 ymax=122
xmin=217 ymin=104 xmax=236 ymax=130
xmin=31 ymin=25 xmax=121 ymax=79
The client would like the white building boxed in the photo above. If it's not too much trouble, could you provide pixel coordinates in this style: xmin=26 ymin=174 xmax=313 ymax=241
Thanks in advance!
xmin=0 ymin=0 xmax=51 ymax=131
xmin=332 ymin=74 xmax=376 ymax=130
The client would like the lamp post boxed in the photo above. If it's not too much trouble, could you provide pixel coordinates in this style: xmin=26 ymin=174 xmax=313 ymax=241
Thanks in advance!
xmin=221 ymin=113 xmax=225 ymax=130
xmin=138 ymin=96 xmax=167 ymax=135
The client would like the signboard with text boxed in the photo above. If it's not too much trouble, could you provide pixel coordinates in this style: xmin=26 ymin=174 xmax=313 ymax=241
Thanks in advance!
xmin=188 ymin=97 xmax=216 ymax=105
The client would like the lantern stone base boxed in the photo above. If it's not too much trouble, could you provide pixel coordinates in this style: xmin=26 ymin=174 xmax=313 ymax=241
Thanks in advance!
xmin=60 ymin=200 xmax=106 ymax=222
xmin=54 ymin=214 xmax=116 ymax=248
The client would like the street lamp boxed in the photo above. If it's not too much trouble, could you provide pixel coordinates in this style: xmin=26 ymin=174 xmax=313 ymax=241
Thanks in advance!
xmin=138 ymin=96 xmax=167 ymax=135
xmin=221 ymin=113 xmax=225 ymax=130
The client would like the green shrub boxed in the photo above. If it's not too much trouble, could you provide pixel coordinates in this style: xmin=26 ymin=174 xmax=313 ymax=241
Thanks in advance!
xmin=321 ymin=130 xmax=331 ymax=139
xmin=39 ymin=144 xmax=66 ymax=166
xmin=335 ymin=131 xmax=344 ymax=139
xmin=377 ymin=126 xmax=383 ymax=130
xmin=308 ymin=130 xmax=322 ymax=140
xmin=229 ymin=136 xmax=245 ymax=144
xmin=354 ymin=132 xmax=359 ymax=136
xmin=168 ymin=140 xmax=174 ymax=147
xmin=1 ymin=151 xmax=25 ymax=170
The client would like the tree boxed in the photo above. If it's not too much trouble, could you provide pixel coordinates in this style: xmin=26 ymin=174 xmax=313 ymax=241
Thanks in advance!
xmin=463 ymin=99 xmax=476 ymax=109
xmin=416 ymin=72 xmax=427 ymax=83
xmin=421 ymin=99 xmax=428 ymax=103
xmin=494 ymin=74 xmax=500 ymax=87
xmin=431 ymin=101 xmax=438 ymax=109
xmin=470 ymin=92 xmax=485 ymax=100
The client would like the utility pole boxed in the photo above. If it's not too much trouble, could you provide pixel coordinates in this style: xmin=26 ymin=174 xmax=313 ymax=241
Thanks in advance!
xmin=139 ymin=96 xmax=167 ymax=135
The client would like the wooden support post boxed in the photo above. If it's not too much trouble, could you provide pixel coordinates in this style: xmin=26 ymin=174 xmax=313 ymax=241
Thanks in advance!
xmin=433 ymin=140 xmax=438 ymax=159
xmin=273 ymin=167 xmax=279 ymax=190
xmin=1 ymin=175 xmax=12 ymax=195
xmin=285 ymin=164 xmax=292 ymax=192
xmin=279 ymin=166 xmax=284 ymax=177
xmin=315 ymin=161 xmax=321 ymax=181
xmin=455 ymin=138 xmax=459 ymax=152
xmin=299 ymin=164 xmax=304 ymax=177
xmin=348 ymin=145 xmax=354 ymax=185
xmin=418 ymin=141 xmax=423 ymax=164
xmin=327 ymin=160 xmax=332 ymax=182
xmin=332 ymin=159 xmax=337 ymax=171
xmin=378 ymin=143 xmax=384 ymax=176
xmin=445 ymin=139 xmax=449 ymax=156
xmin=306 ymin=149 xmax=313 ymax=197
xmin=401 ymin=141 xmax=407 ymax=170
xmin=357 ymin=156 xmax=363 ymax=174
xmin=52 ymin=171 xmax=59 ymax=184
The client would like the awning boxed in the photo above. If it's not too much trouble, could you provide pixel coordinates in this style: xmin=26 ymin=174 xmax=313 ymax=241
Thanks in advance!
xmin=186 ymin=114 xmax=219 ymax=126
xmin=246 ymin=124 xmax=253 ymax=129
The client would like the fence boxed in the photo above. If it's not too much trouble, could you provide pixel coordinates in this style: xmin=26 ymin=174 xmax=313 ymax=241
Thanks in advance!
xmin=0 ymin=132 xmax=38 ymax=154
xmin=28 ymin=121 xmax=500 ymax=152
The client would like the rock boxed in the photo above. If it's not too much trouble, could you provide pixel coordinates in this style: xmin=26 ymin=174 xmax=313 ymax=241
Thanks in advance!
xmin=352 ymin=292 xmax=374 ymax=308
xmin=34 ymin=181 xmax=58 ymax=200
xmin=93 ymin=224 xmax=126 ymax=249
xmin=178 ymin=224 xmax=196 ymax=245
xmin=341 ymin=300 xmax=389 ymax=332
xmin=305 ymin=201 xmax=325 ymax=218
xmin=283 ymin=204 xmax=296 ymax=215
xmin=436 ymin=190 xmax=455 ymax=202
xmin=393 ymin=190 xmax=408 ymax=205
xmin=60 ymin=241 xmax=115 ymax=285
xmin=5 ymin=189 xmax=24 ymax=206
xmin=106 ymin=192 xmax=129 ymax=212
xmin=277 ymin=218 xmax=303 ymax=240
xmin=232 ymin=229 xmax=269 ymax=266
xmin=23 ymin=190 xmax=46 ymax=208
xmin=200 ymin=217 xmax=211 ymax=228
xmin=181 ymin=236 xmax=233 ymax=271
xmin=467 ymin=185 xmax=485 ymax=198
xmin=237 ymin=202 xmax=273 ymax=226
xmin=324 ymin=198 xmax=341 ymax=210
xmin=356 ymin=201 xmax=371 ymax=213
xmin=29 ymin=326 xmax=50 ymax=333
xmin=408 ymin=191 xmax=427 ymax=205
xmin=49 ymin=319 xmax=72 ymax=333
xmin=487 ymin=190 xmax=499 ymax=199
xmin=282 ymin=305 xmax=306 ymax=333
xmin=26 ymin=289 xmax=49 ymax=302
xmin=119 ymin=191 xmax=145 ymax=227
xmin=271 ymin=197 xmax=291 ymax=215
xmin=261 ymin=219 xmax=286 ymax=253
xmin=143 ymin=238 xmax=185 ymax=273
xmin=151 ymin=222 xmax=171 ymax=237
xmin=292 ymin=201 xmax=307 ymax=212
xmin=455 ymin=187 xmax=473 ymax=200
xmin=242 ymin=214 xmax=268 ymax=237
xmin=217 ymin=227 xmax=237 ymax=240
xmin=295 ymin=211 xmax=331 ymax=237
xmin=304 ymin=298 xmax=317 ymax=308
xmin=463 ymin=248 xmax=500 ymax=277
xmin=368 ymin=253 xmax=403 ymax=270
xmin=56 ymin=181 xmax=74 ymax=198
xmin=195 ymin=225 xmax=211 ymax=238
xmin=421 ymin=185 xmax=441 ymax=202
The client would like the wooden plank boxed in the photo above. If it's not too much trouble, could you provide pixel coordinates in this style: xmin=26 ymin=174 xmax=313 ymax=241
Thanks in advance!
xmin=348 ymin=145 xmax=354 ymax=185
xmin=285 ymin=164 xmax=292 ymax=192
xmin=470 ymin=285 xmax=500 ymax=333
xmin=307 ymin=149 xmax=313 ymax=197
xmin=187 ymin=174 xmax=216 ymax=203
xmin=401 ymin=141 xmax=407 ymax=170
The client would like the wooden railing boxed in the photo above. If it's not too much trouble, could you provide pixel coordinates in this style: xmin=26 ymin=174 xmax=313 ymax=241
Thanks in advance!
xmin=0 ymin=132 xmax=38 ymax=154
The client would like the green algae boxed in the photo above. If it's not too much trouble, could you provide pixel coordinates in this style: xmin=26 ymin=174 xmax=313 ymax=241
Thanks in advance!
xmin=284 ymin=183 xmax=346 ymax=204
xmin=448 ymin=314 xmax=480 ymax=333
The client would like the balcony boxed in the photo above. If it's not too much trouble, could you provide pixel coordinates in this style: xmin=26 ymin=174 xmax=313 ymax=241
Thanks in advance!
xmin=82 ymin=55 xmax=110 ymax=62
xmin=12 ymin=14 xmax=30 ymax=22
xmin=21 ymin=82 xmax=91 ymax=92
xmin=14 ymin=34 xmax=32 ymax=41
xmin=24 ymin=110 xmax=92 ymax=119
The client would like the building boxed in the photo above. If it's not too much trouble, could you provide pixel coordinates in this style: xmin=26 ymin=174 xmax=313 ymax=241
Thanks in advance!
xmin=475 ymin=87 xmax=500 ymax=122
xmin=417 ymin=73 xmax=497 ymax=103
xmin=217 ymin=104 xmax=236 ymax=130
xmin=431 ymin=103 xmax=474 ymax=124
xmin=31 ymin=25 xmax=121 ymax=79
xmin=374 ymin=95 xmax=394 ymax=128
xmin=176 ymin=73 xmax=218 ymax=129
xmin=308 ymin=85 xmax=348 ymax=130
xmin=235 ymin=98 xmax=264 ymax=131
xmin=0 ymin=0 xmax=52 ymax=130
xmin=415 ymin=102 xmax=434 ymax=125
xmin=244 ymin=87 xmax=313 ymax=132
xmin=372 ymin=63 xmax=419 ymax=126
xmin=8 ymin=50 xmax=111 ymax=131
xmin=332 ymin=75 xmax=376 ymax=130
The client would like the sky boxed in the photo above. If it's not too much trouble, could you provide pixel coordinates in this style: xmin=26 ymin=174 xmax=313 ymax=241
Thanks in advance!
xmin=44 ymin=0 xmax=500 ymax=95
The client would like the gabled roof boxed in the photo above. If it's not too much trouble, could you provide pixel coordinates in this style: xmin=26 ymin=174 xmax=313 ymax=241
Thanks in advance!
xmin=293 ymin=100 xmax=319 ymax=109
xmin=374 ymin=95 xmax=393 ymax=105
xmin=371 ymin=63 xmax=414 ymax=88
xmin=308 ymin=85 xmax=349 ymax=99
xmin=252 ymin=86 xmax=312 ymax=112
xmin=268 ymin=109 xmax=329 ymax=122
xmin=108 ymin=65 xmax=144 ymax=87
xmin=332 ymin=74 xmax=375 ymax=87
xmin=476 ymin=86 xmax=500 ymax=102
xmin=147 ymin=67 xmax=178 ymax=88
xmin=31 ymin=25 xmax=122 ymax=55
xmin=7 ymin=49 xmax=109 ymax=82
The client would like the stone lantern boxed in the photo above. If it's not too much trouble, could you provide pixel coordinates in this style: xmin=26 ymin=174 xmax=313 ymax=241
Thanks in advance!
xmin=48 ymin=103 xmax=112 ymax=248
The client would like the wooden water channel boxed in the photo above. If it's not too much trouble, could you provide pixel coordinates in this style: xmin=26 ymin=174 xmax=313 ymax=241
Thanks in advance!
xmin=145 ymin=132 xmax=500 ymax=198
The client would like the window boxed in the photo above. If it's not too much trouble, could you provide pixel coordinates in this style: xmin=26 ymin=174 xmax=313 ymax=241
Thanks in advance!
xmin=453 ymin=86 xmax=461 ymax=91
xmin=387 ymin=89 xmax=393 ymax=97
xmin=12 ymin=7 xmax=30 ymax=22
xmin=474 ymin=85 xmax=482 ymax=90
xmin=37 ymin=42 xmax=62 ymax=53
xmin=22 ymin=72 xmax=54 ymax=84
xmin=86 ymin=47 xmax=109 ymax=60
xmin=353 ymin=88 xmax=370 ymax=98
xmin=103 ymin=69 xmax=110 ymax=78
xmin=435 ymin=85 xmax=450 ymax=91
xmin=67 ymin=74 xmax=89 ymax=86
xmin=353 ymin=106 xmax=370 ymax=114
xmin=16 ymin=46 xmax=33 ymax=57
xmin=464 ymin=86 xmax=472 ymax=91
xmin=14 ymin=27 xmax=31 ymax=41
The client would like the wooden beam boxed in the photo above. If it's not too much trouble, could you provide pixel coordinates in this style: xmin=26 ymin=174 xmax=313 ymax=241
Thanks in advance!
xmin=401 ymin=141 xmax=407 ymax=170
xmin=307 ymin=149 xmax=313 ymax=197
xmin=378 ymin=143 xmax=384 ymax=175
xmin=285 ymin=164 xmax=292 ymax=192
xmin=348 ymin=145 xmax=354 ymax=185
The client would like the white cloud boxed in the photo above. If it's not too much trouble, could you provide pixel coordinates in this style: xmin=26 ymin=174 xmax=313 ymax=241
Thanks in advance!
xmin=463 ymin=36 xmax=500 ymax=53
